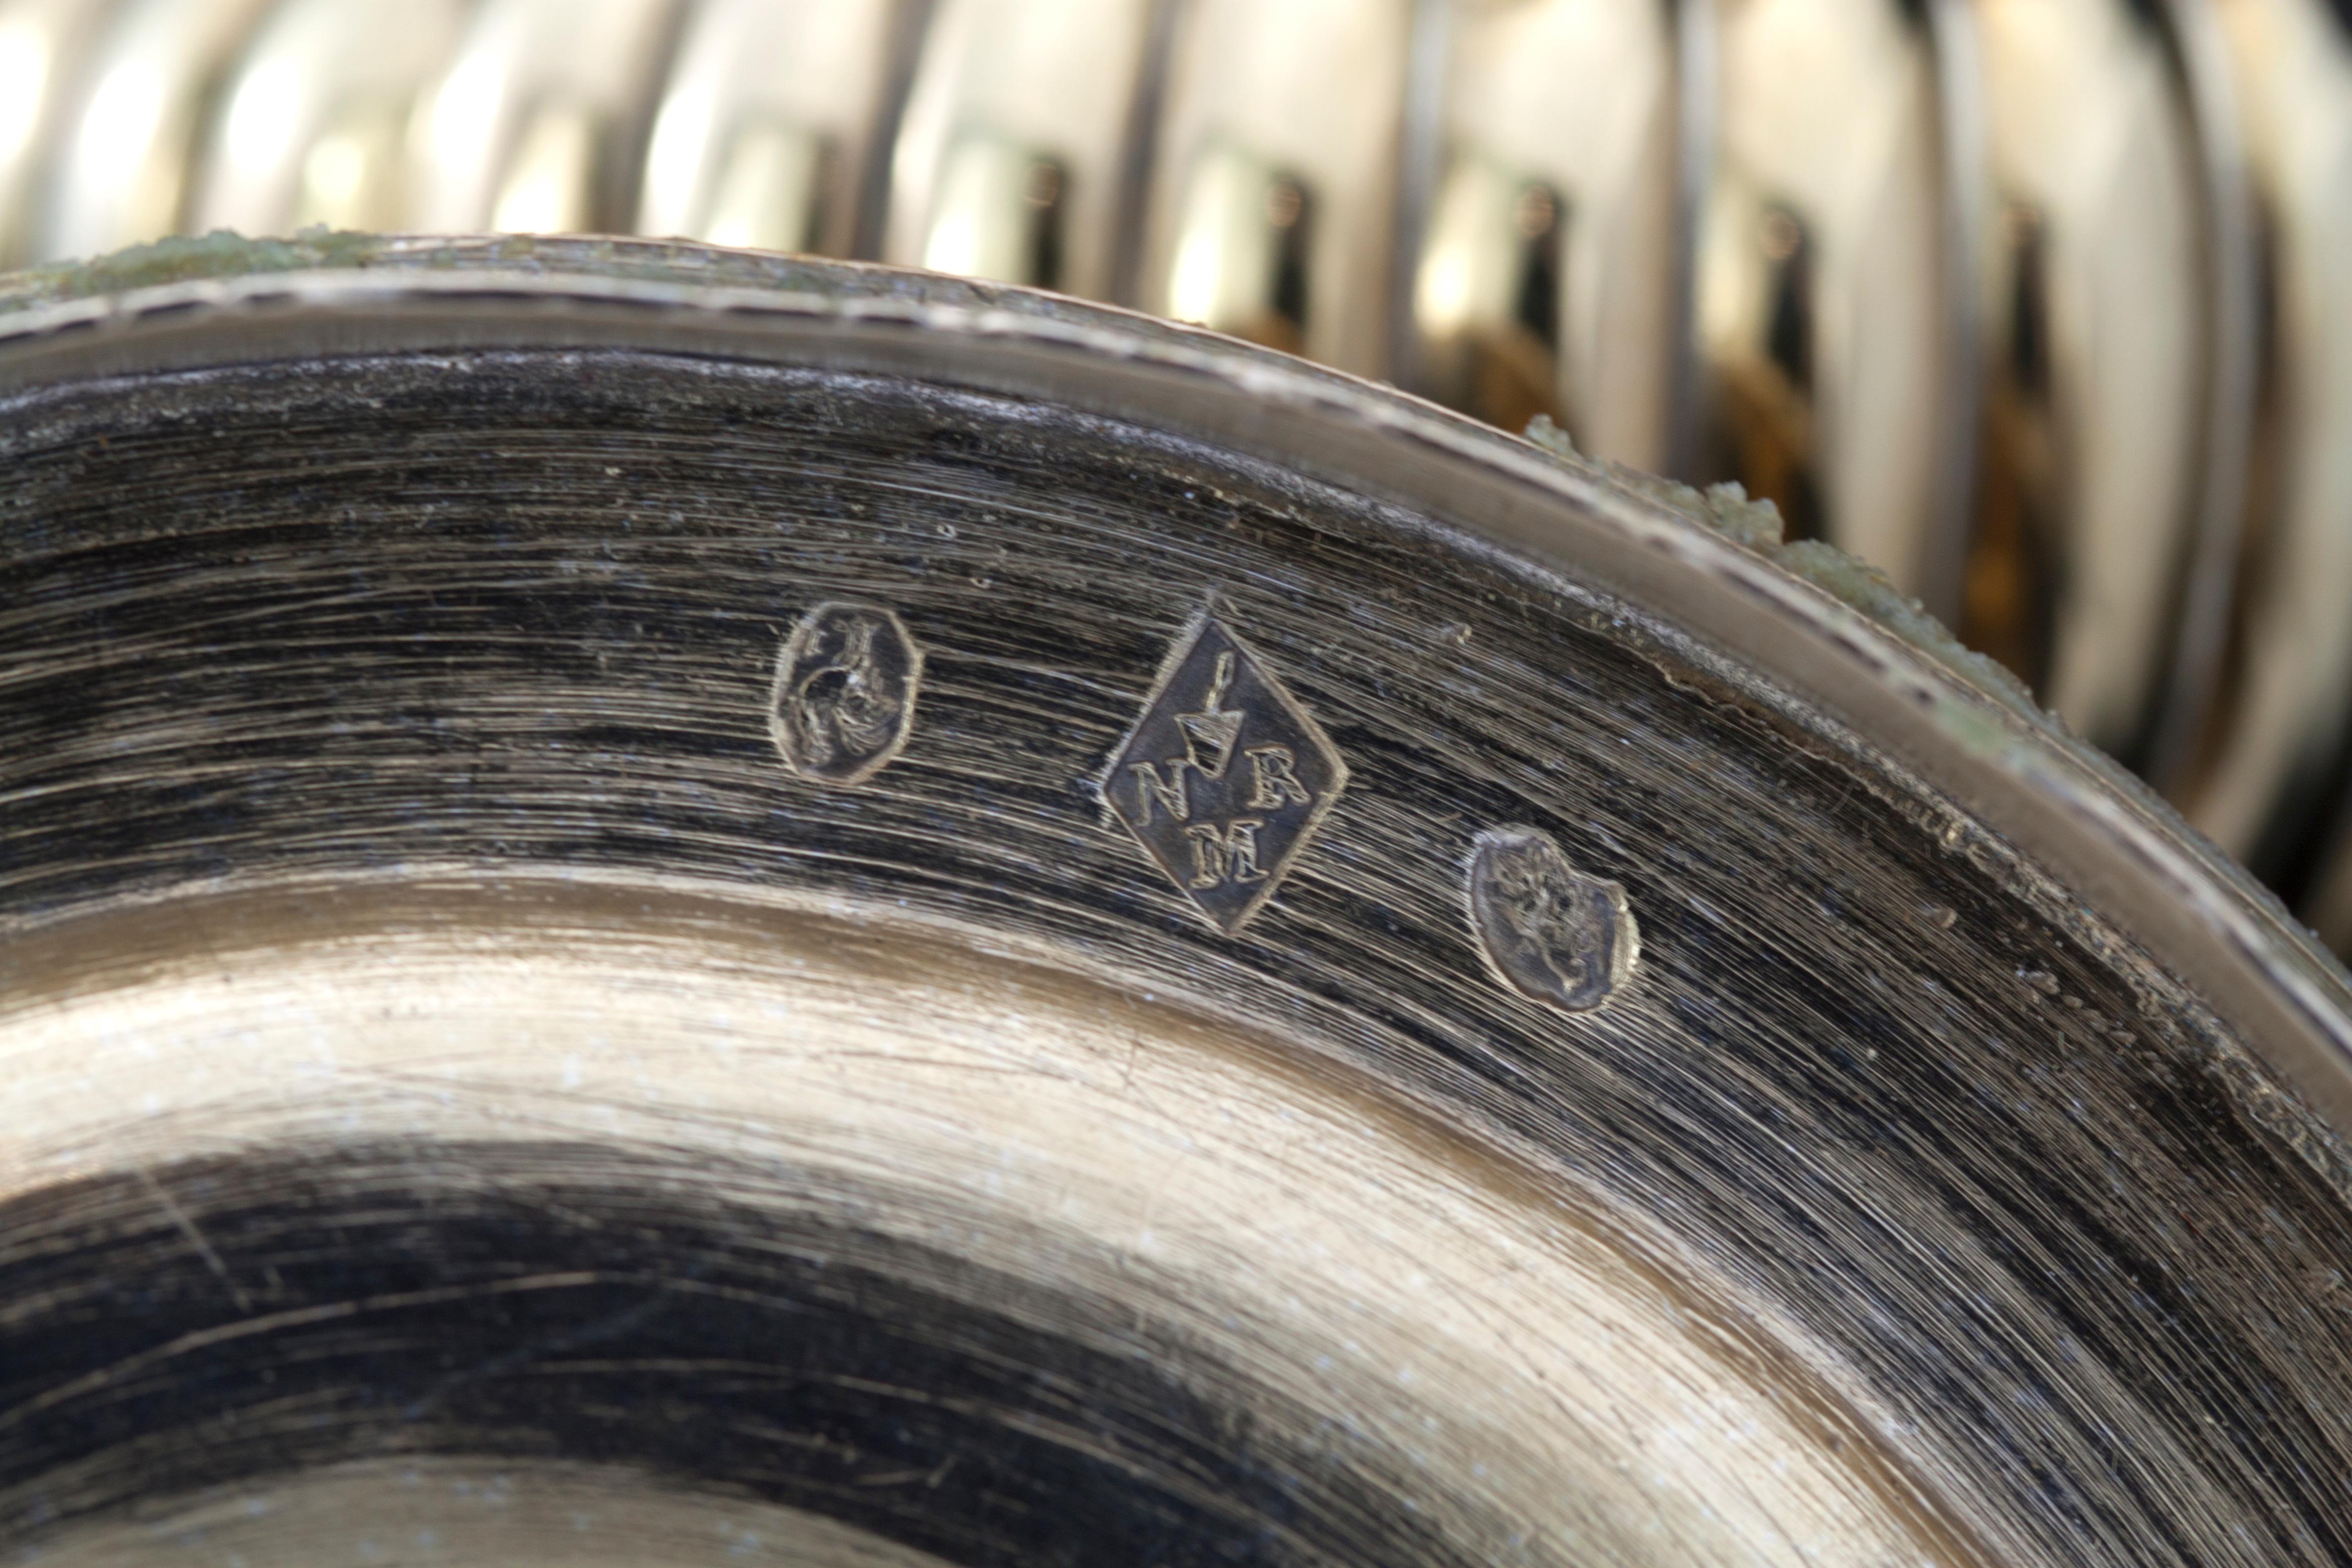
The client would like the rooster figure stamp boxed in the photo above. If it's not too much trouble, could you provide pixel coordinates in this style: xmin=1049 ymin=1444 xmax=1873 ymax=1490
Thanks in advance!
xmin=1104 ymin=614 xmax=1348 ymax=933
xmin=771 ymin=602 xmax=923 ymax=785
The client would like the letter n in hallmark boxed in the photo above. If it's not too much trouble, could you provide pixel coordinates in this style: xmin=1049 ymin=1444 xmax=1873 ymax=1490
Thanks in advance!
xmin=1127 ymin=760 xmax=1191 ymax=824
xmin=1185 ymin=819 xmax=1267 ymax=888
xmin=1101 ymin=613 xmax=1349 ymax=934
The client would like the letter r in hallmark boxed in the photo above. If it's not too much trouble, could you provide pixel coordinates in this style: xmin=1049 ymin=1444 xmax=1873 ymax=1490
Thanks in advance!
xmin=1102 ymin=614 xmax=1348 ymax=933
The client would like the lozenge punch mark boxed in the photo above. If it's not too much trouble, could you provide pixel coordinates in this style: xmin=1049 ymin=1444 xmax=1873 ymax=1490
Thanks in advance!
xmin=1102 ymin=614 xmax=1348 ymax=934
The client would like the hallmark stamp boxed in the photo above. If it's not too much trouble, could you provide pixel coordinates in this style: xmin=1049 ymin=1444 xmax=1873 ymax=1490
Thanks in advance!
xmin=1103 ymin=615 xmax=1348 ymax=933
xmin=770 ymin=602 xmax=922 ymax=785
xmin=1468 ymin=826 xmax=1639 ymax=1011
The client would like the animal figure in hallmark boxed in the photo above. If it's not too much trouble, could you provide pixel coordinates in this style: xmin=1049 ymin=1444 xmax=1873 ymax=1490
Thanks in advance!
xmin=1467 ymin=827 xmax=1639 ymax=1012
xmin=1104 ymin=615 xmax=1349 ymax=934
xmin=770 ymin=602 xmax=924 ymax=786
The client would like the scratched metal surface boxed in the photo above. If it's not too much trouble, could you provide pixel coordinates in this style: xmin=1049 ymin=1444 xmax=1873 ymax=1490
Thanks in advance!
xmin=1 ymin=245 xmax=2351 ymax=1565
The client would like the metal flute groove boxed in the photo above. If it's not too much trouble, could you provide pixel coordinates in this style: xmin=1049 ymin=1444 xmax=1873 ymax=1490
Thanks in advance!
xmin=3 ymin=0 xmax=2352 ymax=937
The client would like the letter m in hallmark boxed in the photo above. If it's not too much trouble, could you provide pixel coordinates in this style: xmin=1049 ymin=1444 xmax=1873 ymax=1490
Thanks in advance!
xmin=1103 ymin=614 xmax=1348 ymax=933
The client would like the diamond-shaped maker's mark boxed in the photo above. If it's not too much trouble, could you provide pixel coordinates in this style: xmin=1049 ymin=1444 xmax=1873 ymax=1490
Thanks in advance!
xmin=1104 ymin=615 xmax=1348 ymax=933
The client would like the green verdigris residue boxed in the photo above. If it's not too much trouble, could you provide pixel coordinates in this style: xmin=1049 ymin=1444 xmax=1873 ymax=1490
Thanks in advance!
xmin=1522 ymin=414 xmax=2043 ymax=730
xmin=0 ymin=228 xmax=400 ymax=314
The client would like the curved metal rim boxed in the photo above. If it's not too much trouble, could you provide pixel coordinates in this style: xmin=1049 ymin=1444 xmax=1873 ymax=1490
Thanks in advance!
xmin=1 ymin=232 xmax=2347 ymax=1149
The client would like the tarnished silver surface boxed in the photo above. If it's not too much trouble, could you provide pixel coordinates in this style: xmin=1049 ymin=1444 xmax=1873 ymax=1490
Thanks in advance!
xmin=21 ymin=0 xmax=2352 ymax=927
xmin=3 ymin=237 xmax=2352 ymax=1564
